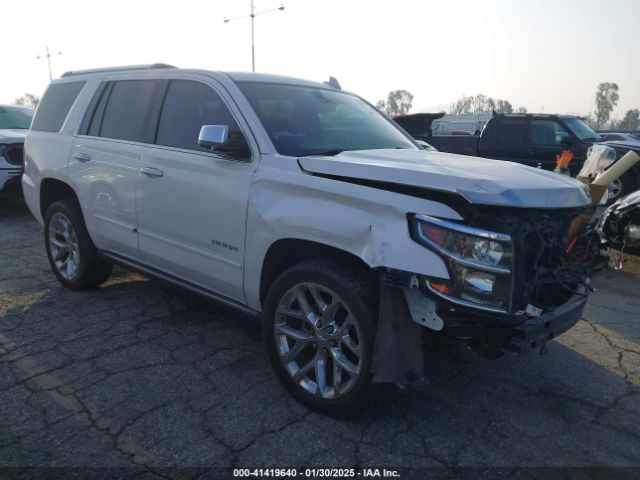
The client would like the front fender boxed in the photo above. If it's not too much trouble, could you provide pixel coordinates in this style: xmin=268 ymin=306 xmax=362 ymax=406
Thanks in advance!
xmin=242 ymin=163 xmax=463 ymax=310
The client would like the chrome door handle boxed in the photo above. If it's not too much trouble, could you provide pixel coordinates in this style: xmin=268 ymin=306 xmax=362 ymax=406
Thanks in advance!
xmin=140 ymin=167 xmax=164 ymax=178
xmin=73 ymin=152 xmax=91 ymax=162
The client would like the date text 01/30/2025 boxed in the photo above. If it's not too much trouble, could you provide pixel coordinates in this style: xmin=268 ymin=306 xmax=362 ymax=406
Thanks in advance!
xmin=232 ymin=468 xmax=401 ymax=478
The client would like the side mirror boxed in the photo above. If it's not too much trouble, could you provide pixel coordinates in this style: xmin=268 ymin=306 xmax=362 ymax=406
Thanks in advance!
xmin=198 ymin=125 xmax=229 ymax=150
xmin=415 ymin=139 xmax=435 ymax=151
xmin=561 ymin=135 xmax=576 ymax=146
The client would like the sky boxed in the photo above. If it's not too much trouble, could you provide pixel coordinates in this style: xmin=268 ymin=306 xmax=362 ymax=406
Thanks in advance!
xmin=2 ymin=0 xmax=639 ymax=118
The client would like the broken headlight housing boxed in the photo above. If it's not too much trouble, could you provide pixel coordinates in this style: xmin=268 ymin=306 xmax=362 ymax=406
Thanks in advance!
xmin=412 ymin=215 xmax=513 ymax=314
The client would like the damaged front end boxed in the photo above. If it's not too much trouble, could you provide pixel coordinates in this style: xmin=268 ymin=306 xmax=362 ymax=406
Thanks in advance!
xmin=381 ymin=207 xmax=590 ymax=359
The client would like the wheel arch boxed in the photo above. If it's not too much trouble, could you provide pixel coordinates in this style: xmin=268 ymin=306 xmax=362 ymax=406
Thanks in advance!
xmin=259 ymin=238 xmax=375 ymax=308
xmin=40 ymin=178 xmax=80 ymax=219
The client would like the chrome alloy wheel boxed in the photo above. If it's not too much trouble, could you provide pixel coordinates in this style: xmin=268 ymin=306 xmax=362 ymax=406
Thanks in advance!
xmin=608 ymin=178 xmax=623 ymax=200
xmin=48 ymin=212 xmax=80 ymax=280
xmin=274 ymin=283 xmax=363 ymax=399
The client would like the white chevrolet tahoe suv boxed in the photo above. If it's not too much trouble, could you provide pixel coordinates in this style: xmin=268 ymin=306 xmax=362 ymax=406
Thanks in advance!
xmin=24 ymin=64 xmax=592 ymax=415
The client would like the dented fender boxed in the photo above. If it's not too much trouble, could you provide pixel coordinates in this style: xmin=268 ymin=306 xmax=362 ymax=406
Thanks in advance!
xmin=242 ymin=155 xmax=463 ymax=311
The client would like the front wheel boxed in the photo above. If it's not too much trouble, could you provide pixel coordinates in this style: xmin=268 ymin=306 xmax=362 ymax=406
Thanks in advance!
xmin=263 ymin=260 xmax=378 ymax=416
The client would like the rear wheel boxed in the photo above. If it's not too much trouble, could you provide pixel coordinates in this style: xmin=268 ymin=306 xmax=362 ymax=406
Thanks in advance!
xmin=263 ymin=260 xmax=377 ymax=416
xmin=44 ymin=200 xmax=112 ymax=290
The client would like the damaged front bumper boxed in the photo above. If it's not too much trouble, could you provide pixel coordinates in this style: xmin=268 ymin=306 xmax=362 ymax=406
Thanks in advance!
xmin=382 ymin=261 xmax=589 ymax=358
xmin=432 ymin=289 xmax=588 ymax=354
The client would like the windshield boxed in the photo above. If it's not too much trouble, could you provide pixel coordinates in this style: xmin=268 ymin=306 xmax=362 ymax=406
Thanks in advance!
xmin=564 ymin=117 xmax=600 ymax=141
xmin=0 ymin=106 xmax=33 ymax=130
xmin=236 ymin=82 xmax=417 ymax=157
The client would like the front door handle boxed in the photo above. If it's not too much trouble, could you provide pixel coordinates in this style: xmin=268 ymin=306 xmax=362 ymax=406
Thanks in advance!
xmin=73 ymin=152 xmax=91 ymax=162
xmin=140 ymin=167 xmax=164 ymax=178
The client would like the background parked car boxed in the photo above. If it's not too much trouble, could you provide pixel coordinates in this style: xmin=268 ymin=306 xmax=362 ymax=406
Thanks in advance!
xmin=598 ymin=189 xmax=640 ymax=257
xmin=0 ymin=105 xmax=33 ymax=198
xmin=395 ymin=113 xmax=640 ymax=202
xmin=600 ymin=132 xmax=640 ymax=145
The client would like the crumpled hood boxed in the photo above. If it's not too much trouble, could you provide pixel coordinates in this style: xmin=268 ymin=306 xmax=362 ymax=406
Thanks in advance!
xmin=0 ymin=129 xmax=27 ymax=143
xmin=298 ymin=149 xmax=592 ymax=208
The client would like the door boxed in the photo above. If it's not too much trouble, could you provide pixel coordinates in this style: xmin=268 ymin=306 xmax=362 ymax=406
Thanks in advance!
xmin=136 ymin=79 xmax=254 ymax=303
xmin=480 ymin=117 xmax=529 ymax=163
xmin=70 ymin=79 xmax=165 ymax=260
xmin=528 ymin=119 xmax=574 ymax=170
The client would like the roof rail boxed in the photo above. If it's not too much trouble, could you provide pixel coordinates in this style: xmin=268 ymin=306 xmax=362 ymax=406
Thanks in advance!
xmin=61 ymin=63 xmax=176 ymax=78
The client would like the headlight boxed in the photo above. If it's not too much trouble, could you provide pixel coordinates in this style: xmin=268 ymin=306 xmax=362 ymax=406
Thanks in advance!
xmin=412 ymin=215 xmax=513 ymax=314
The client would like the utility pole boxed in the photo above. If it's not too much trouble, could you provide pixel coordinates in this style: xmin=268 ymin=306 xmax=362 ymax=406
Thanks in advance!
xmin=37 ymin=47 xmax=62 ymax=81
xmin=251 ymin=0 xmax=255 ymax=73
xmin=224 ymin=1 xmax=285 ymax=72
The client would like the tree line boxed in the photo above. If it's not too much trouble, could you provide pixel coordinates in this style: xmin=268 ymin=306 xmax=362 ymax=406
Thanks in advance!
xmin=376 ymin=83 xmax=639 ymax=132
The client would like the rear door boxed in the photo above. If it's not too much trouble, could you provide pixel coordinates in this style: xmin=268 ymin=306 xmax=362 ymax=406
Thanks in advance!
xmin=479 ymin=117 xmax=529 ymax=163
xmin=136 ymin=78 xmax=254 ymax=303
xmin=69 ymin=79 xmax=165 ymax=260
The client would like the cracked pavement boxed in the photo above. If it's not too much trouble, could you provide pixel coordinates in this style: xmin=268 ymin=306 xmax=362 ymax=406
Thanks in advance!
xmin=1 ymin=201 xmax=639 ymax=478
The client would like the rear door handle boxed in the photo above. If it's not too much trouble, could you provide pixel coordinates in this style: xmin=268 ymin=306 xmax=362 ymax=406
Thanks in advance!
xmin=73 ymin=152 xmax=91 ymax=162
xmin=140 ymin=167 xmax=164 ymax=178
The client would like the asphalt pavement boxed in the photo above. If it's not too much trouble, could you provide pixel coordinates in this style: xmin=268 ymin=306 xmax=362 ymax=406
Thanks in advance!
xmin=1 ymin=200 xmax=639 ymax=479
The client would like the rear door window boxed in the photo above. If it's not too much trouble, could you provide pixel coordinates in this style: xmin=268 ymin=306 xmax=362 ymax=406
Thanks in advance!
xmin=491 ymin=118 xmax=527 ymax=149
xmin=98 ymin=80 xmax=165 ymax=143
xmin=31 ymin=82 xmax=85 ymax=132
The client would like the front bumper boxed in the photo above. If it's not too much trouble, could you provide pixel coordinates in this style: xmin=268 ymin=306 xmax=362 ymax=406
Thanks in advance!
xmin=0 ymin=168 xmax=23 ymax=195
xmin=489 ymin=292 xmax=587 ymax=353
xmin=435 ymin=290 xmax=588 ymax=354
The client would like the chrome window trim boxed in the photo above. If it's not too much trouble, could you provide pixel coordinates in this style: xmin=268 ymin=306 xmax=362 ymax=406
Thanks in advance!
xmin=75 ymin=76 xmax=256 ymax=163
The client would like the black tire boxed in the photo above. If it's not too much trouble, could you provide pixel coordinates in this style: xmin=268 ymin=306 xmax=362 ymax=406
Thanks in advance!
xmin=44 ymin=199 xmax=112 ymax=290
xmin=263 ymin=260 xmax=378 ymax=416
xmin=607 ymin=171 xmax=637 ymax=204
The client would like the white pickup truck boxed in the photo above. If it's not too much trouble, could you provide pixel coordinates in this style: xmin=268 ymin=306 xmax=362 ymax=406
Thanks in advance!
xmin=23 ymin=65 xmax=592 ymax=415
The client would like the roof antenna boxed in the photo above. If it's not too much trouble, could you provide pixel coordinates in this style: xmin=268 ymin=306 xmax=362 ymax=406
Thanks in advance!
xmin=324 ymin=76 xmax=341 ymax=90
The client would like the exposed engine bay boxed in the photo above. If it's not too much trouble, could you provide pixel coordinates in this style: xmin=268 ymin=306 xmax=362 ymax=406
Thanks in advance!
xmin=373 ymin=203 xmax=591 ymax=384
xmin=467 ymin=207 xmax=590 ymax=314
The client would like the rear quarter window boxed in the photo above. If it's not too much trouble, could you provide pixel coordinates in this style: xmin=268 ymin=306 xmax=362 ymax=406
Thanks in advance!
xmin=31 ymin=82 xmax=85 ymax=132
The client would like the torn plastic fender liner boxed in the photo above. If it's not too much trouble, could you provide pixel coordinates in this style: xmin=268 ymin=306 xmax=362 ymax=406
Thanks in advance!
xmin=372 ymin=283 xmax=425 ymax=384
xmin=372 ymin=269 xmax=445 ymax=384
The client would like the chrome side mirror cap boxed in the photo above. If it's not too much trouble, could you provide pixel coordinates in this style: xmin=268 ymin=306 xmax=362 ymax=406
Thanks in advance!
xmin=198 ymin=125 xmax=229 ymax=149
xmin=415 ymin=139 xmax=436 ymax=151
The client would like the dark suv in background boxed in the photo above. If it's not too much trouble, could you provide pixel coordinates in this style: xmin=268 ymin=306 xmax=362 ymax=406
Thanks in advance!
xmin=396 ymin=113 xmax=640 ymax=201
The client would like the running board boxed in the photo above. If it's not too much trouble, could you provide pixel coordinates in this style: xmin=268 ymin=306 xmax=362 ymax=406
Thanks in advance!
xmin=99 ymin=251 xmax=260 ymax=318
